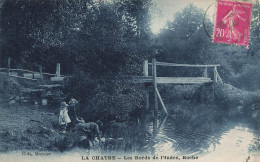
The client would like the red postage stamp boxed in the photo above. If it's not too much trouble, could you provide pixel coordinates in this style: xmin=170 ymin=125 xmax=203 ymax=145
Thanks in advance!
xmin=213 ymin=0 xmax=252 ymax=47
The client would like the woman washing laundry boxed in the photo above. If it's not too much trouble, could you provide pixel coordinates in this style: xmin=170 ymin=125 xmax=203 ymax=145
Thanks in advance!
xmin=67 ymin=98 xmax=82 ymax=130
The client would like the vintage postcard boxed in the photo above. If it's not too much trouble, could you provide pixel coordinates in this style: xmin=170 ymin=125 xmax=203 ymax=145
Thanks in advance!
xmin=0 ymin=0 xmax=259 ymax=162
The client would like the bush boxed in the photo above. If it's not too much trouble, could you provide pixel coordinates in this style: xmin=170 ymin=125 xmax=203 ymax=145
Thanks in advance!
xmin=66 ymin=70 xmax=144 ymax=122
xmin=229 ymin=64 xmax=260 ymax=91
xmin=215 ymin=83 xmax=259 ymax=108
xmin=159 ymin=84 xmax=201 ymax=104
xmin=84 ymin=79 xmax=144 ymax=122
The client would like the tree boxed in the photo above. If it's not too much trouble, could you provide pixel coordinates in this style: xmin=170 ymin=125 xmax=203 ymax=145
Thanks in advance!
xmin=156 ymin=4 xmax=216 ymax=77
xmin=154 ymin=3 xmax=260 ymax=91
xmin=1 ymin=0 xmax=153 ymax=121
xmin=248 ymin=0 xmax=260 ymax=55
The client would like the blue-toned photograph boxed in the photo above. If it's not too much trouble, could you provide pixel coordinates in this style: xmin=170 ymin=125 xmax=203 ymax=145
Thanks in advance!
xmin=0 ymin=0 xmax=259 ymax=161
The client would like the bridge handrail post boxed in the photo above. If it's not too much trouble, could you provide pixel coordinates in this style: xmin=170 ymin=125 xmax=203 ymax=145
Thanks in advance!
xmin=39 ymin=65 xmax=43 ymax=79
xmin=203 ymin=67 xmax=208 ymax=77
xmin=152 ymin=59 xmax=157 ymax=88
xmin=214 ymin=66 xmax=217 ymax=83
xmin=56 ymin=63 xmax=61 ymax=77
xmin=7 ymin=57 xmax=11 ymax=77
xmin=143 ymin=60 xmax=148 ymax=76
xmin=216 ymin=68 xmax=223 ymax=84
xmin=143 ymin=60 xmax=149 ymax=110
xmin=152 ymin=58 xmax=157 ymax=88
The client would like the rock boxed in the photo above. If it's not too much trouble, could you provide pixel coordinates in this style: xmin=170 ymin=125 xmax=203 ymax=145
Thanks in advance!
xmin=103 ymin=137 xmax=125 ymax=150
xmin=38 ymin=126 xmax=56 ymax=135
xmin=2 ymin=130 xmax=14 ymax=137
xmin=43 ymin=134 xmax=50 ymax=138
xmin=26 ymin=127 xmax=39 ymax=134
xmin=8 ymin=100 xmax=16 ymax=104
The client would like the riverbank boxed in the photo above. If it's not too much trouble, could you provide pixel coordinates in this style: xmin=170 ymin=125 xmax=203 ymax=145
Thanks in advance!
xmin=0 ymin=96 xmax=134 ymax=154
xmin=0 ymin=94 xmax=259 ymax=162
xmin=0 ymin=81 xmax=259 ymax=155
xmin=0 ymin=98 xmax=61 ymax=152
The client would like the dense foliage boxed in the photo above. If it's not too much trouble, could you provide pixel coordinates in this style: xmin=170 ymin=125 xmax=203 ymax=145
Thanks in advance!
xmin=157 ymin=2 xmax=260 ymax=91
xmin=0 ymin=0 xmax=153 ymax=121
xmin=0 ymin=0 xmax=259 ymax=121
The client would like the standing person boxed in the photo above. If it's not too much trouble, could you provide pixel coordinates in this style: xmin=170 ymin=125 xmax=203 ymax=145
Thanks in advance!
xmin=67 ymin=98 xmax=79 ymax=130
xmin=59 ymin=102 xmax=71 ymax=133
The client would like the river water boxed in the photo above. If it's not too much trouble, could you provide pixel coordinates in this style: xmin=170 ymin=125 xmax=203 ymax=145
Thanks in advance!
xmin=89 ymin=104 xmax=258 ymax=162
xmin=1 ymin=104 xmax=259 ymax=162
xmin=131 ymin=105 xmax=260 ymax=162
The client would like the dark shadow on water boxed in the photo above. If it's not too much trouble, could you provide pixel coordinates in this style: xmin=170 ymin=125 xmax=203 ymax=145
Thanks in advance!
xmin=101 ymin=105 xmax=259 ymax=156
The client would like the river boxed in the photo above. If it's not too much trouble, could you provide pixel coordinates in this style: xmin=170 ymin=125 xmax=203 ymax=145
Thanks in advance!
xmin=0 ymin=104 xmax=259 ymax=162
xmin=130 ymin=104 xmax=260 ymax=162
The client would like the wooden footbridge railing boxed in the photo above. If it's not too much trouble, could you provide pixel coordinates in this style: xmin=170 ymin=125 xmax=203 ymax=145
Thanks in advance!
xmin=133 ymin=58 xmax=223 ymax=116
xmin=0 ymin=58 xmax=66 ymax=82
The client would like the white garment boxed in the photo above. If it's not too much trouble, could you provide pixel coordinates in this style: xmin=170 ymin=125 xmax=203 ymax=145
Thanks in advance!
xmin=59 ymin=108 xmax=71 ymax=124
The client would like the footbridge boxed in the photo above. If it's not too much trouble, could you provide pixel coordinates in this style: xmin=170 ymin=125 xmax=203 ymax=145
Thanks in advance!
xmin=133 ymin=59 xmax=223 ymax=116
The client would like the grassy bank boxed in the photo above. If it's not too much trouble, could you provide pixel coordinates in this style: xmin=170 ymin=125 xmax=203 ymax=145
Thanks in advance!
xmin=0 ymin=99 xmax=87 ymax=152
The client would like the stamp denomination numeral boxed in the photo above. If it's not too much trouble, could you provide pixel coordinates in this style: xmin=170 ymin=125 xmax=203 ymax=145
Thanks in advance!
xmin=216 ymin=28 xmax=225 ymax=38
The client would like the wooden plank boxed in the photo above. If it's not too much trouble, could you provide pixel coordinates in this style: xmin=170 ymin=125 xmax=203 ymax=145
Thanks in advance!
xmin=157 ymin=80 xmax=212 ymax=84
xmin=33 ymin=73 xmax=42 ymax=79
xmin=158 ymin=77 xmax=212 ymax=81
xmin=133 ymin=76 xmax=152 ymax=83
xmin=10 ymin=72 xmax=18 ymax=76
xmin=134 ymin=76 xmax=213 ymax=80
xmin=133 ymin=76 xmax=152 ymax=80
xmin=157 ymin=77 xmax=212 ymax=84
xmin=23 ymin=73 xmax=34 ymax=78
xmin=148 ymin=62 xmax=220 ymax=67
xmin=51 ymin=77 xmax=65 ymax=82
xmin=10 ymin=69 xmax=34 ymax=74
xmin=9 ymin=75 xmax=38 ymax=81
xmin=0 ymin=68 xmax=36 ymax=74
xmin=134 ymin=76 xmax=212 ymax=80
xmin=42 ymin=73 xmax=55 ymax=76
xmin=133 ymin=80 xmax=212 ymax=84
xmin=38 ymin=84 xmax=63 ymax=88
xmin=155 ymin=88 xmax=168 ymax=114
xmin=133 ymin=76 xmax=212 ymax=84
xmin=21 ymin=88 xmax=45 ymax=93
xmin=1 ymin=68 xmax=66 ymax=77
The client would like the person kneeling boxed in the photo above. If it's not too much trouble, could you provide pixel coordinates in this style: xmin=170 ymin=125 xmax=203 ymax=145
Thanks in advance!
xmin=72 ymin=121 xmax=103 ymax=145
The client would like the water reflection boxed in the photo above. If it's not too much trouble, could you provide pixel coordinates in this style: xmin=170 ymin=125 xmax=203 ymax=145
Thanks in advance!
xmin=100 ymin=105 xmax=259 ymax=161
xmin=145 ymin=106 xmax=260 ymax=161
xmin=203 ymin=126 xmax=254 ymax=158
